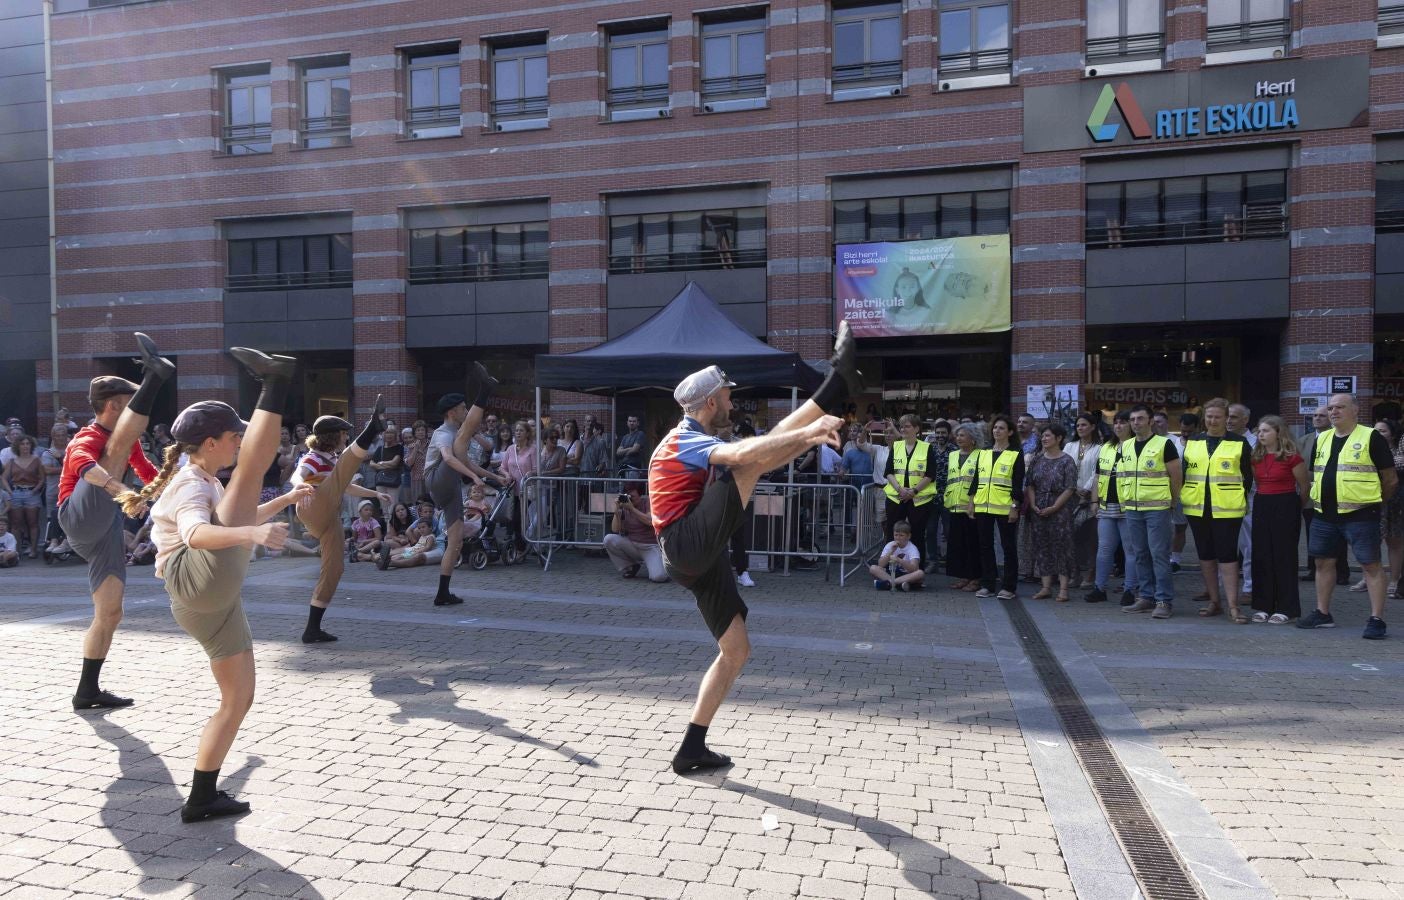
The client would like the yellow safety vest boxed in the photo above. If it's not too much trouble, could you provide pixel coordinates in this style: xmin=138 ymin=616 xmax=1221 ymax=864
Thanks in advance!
xmin=1310 ymin=423 xmax=1383 ymax=514
xmin=1096 ymin=441 xmax=1121 ymax=503
xmin=1115 ymin=435 xmax=1172 ymax=512
xmin=943 ymin=450 xmax=977 ymax=509
xmin=972 ymin=448 xmax=1021 ymax=515
xmin=884 ymin=440 xmax=937 ymax=505
xmin=1180 ymin=436 xmax=1248 ymax=519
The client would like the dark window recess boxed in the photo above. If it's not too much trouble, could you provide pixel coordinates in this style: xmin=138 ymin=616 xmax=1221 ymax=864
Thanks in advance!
xmin=833 ymin=190 xmax=1010 ymax=243
xmin=1085 ymin=0 xmax=1163 ymax=62
xmin=491 ymin=42 xmax=548 ymax=120
xmin=1385 ymin=1 xmax=1404 ymax=37
xmin=408 ymin=222 xmax=549 ymax=283
xmin=700 ymin=17 xmax=766 ymax=100
xmin=1206 ymin=0 xmax=1289 ymax=48
xmin=608 ymin=26 xmax=670 ymax=110
xmin=406 ymin=48 xmax=461 ymax=133
xmin=608 ymin=208 xmax=766 ymax=273
xmin=1085 ymin=171 xmax=1288 ymax=248
xmin=228 ymin=234 xmax=353 ymax=291
xmin=222 ymin=69 xmax=272 ymax=155
xmin=1377 ymin=162 xmax=1404 ymax=232
xmin=938 ymin=1 xmax=1011 ymax=74
xmin=300 ymin=59 xmax=351 ymax=149
xmin=833 ymin=2 xmax=903 ymax=85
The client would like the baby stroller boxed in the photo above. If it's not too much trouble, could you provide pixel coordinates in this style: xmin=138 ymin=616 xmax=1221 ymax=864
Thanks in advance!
xmin=464 ymin=478 xmax=523 ymax=570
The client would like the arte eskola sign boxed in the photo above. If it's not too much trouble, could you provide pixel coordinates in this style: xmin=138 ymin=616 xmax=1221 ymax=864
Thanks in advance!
xmin=1024 ymin=56 xmax=1368 ymax=153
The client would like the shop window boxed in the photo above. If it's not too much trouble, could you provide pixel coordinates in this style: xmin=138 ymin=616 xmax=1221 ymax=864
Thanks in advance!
xmin=832 ymin=190 xmax=1010 ymax=244
xmin=700 ymin=12 xmax=766 ymax=104
xmin=404 ymin=45 xmax=461 ymax=138
xmin=938 ymin=0 xmax=1011 ymax=76
xmin=228 ymin=234 xmax=352 ymax=291
xmin=607 ymin=23 xmax=670 ymax=117
xmin=1086 ymin=0 xmax=1164 ymax=64
xmin=1385 ymin=0 xmax=1404 ymax=39
xmin=491 ymin=38 xmax=549 ymax=126
xmin=1206 ymin=0 xmax=1290 ymax=50
xmin=298 ymin=57 xmax=351 ymax=149
xmin=1377 ymin=163 xmax=1404 ymax=231
xmin=1084 ymin=171 xmax=1287 ymax=248
xmin=833 ymin=2 xmax=902 ymax=88
xmin=407 ymin=222 xmax=549 ymax=283
xmin=220 ymin=66 xmax=271 ymax=155
xmin=608 ymin=208 xmax=766 ymax=273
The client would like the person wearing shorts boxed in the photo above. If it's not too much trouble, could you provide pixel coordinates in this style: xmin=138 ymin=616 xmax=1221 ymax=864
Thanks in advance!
xmin=1180 ymin=398 xmax=1252 ymax=623
xmin=290 ymin=404 xmax=390 ymax=643
xmin=132 ymin=347 xmax=308 ymax=823
xmin=650 ymin=324 xmax=858 ymax=775
xmin=58 ymin=333 xmax=173 ymax=710
xmin=418 ymin=362 xmax=497 ymax=606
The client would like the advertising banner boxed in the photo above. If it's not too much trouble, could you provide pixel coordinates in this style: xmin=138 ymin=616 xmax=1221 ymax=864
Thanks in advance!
xmin=834 ymin=235 xmax=1011 ymax=338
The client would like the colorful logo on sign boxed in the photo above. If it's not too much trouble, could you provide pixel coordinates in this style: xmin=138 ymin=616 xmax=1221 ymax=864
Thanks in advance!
xmin=1087 ymin=82 xmax=1151 ymax=142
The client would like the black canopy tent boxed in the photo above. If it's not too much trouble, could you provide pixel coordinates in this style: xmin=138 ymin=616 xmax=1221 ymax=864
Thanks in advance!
xmin=533 ymin=281 xmax=823 ymax=398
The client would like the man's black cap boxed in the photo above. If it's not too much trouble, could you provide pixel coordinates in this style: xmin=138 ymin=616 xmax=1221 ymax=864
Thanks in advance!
xmin=437 ymin=392 xmax=466 ymax=414
xmin=171 ymin=401 xmax=248 ymax=445
xmin=312 ymin=415 xmax=353 ymax=435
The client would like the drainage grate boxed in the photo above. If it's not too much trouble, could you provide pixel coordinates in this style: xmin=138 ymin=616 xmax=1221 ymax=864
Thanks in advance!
xmin=1001 ymin=598 xmax=1204 ymax=900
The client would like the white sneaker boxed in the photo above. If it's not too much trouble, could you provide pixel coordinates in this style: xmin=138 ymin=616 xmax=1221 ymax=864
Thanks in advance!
xmin=737 ymin=572 xmax=756 ymax=587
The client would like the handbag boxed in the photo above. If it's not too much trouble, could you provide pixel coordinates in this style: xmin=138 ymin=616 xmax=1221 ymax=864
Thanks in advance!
xmin=1072 ymin=498 xmax=1095 ymax=531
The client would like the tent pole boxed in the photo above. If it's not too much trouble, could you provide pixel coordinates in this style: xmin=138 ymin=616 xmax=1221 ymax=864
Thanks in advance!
xmin=782 ymin=387 xmax=797 ymax=576
xmin=610 ymin=396 xmax=617 ymax=464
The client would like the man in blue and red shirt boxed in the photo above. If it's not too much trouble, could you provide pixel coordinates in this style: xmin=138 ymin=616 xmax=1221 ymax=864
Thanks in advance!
xmin=59 ymin=333 xmax=174 ymax=710
xmin=651 ymin=322 xmax=860 ymax=775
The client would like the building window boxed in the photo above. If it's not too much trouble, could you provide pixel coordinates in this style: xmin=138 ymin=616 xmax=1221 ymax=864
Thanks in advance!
xmin=227 ymin=234 xmax=353 ymax=291
xmin=607 ymin=24 xmax=670 ymax=114
xmin=408 ymin=222 xmax=549 ymax=283
xmin=832 ymin=2 xmax=901 ymax=87
xmin=405 ymin=46 xmax=460 ymax=137
xmin=1085 ymin=172 xmax=1287 ymax=248
xmin=1378 ymin=163 xmax=1404 ymax=231
xmin=700 ymin=14 xmax=766 ymax=102
xmin=491 ymin=40 xmax=549 ymax=123
xmin=1086 ymin=0 xmax=1165 ymax=63
xmin=1206 ymin=0 xmax=1290 ymax=50
xmin=608 ymin=208 xmax=766 ymax=273
xmin=299 ymin=58 xmax=351 ymax=149
xmin=833 ymin=191 xmax=1010 ymax=244
xmin=938 ymin=1 xmax=1011 ymax=75
xmin=1385 ymin=0 xmax=1404 ymax=38
xmin=221 ymin=67 xmax=271 ymax=155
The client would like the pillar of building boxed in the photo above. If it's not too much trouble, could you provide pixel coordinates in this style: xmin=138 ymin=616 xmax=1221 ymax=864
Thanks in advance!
xmin=351 ymin=212 xmax=418 ymax=422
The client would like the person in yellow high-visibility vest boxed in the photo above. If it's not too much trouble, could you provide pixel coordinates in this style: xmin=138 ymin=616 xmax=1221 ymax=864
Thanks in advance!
xmin=1180 ymin=398 xmax=1253 ymax=623
xmin=944 ymin=424 xmax=982 ymax=590
xmin=1118 ymin=405 xmax=1183 ymax=619
xmin=967 ymin=414 xmax=1024 ymax=599
xmin=882 ymin=414 xmax=937 ymax=562
xmin=1301 ymin=393 xmax=1397 ymax=640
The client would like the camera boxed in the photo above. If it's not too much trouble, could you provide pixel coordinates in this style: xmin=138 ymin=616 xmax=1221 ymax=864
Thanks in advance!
xmin=617 ymin=493 xmax=631 ymax=506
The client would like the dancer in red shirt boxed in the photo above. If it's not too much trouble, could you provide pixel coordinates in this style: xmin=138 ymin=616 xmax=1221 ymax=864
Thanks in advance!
xmin=58 ymin=333 xmax=174 ymax=709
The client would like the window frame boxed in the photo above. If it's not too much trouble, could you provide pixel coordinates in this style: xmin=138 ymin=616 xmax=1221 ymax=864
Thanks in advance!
xmin=937 ymin=0 xmax=1012 ymax=77
xmin=220 ymin=66 xmax=272 ymax=155
xmin=490 ymin=39 xmax=550 ymax=123
xmin=1377 ymin=162 xmax=1404 ymax=231
xmin=1385 ymin=0 xmax=1404 ymax=38
xmin=699 ymin=15 xmax=767 ymax=101
xmin=1085 ymin=0 xmax=1166 ymax=63
xmin=404 ymin=45 xmax=462 ymax=137
xmin=227 ymin=233 xmax=353 ymax=291
xmin=407 ymin=221 xmax=550 ymax=283
xmin=1084 ymin=172 xmax=1289 ymax=248
xmin=1205 ymin=0 xmax=1290 ymax=50
xmin=832 ymin=1 xmax=904 ymax=87
xmin=606 ymin=25 xmax=672 ymax=112
xmin=297 ymin=57 xmax=352 ymax=149
xmin=831 ymin=190 xmax=1011 ymax=245
xmin=607 ymin=207 xmax=768 ymax=273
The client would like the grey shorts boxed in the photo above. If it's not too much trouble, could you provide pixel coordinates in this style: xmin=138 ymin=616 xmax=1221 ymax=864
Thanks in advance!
xmin=165 ymin=545 xmax=253 ymax=660
xmin=57 ymin=481 xmax=127 ymax=594
xmin=425 ymin=463 xmax=464 ymax=523
xmin=659 ymin=472 xmax=749 ymax=641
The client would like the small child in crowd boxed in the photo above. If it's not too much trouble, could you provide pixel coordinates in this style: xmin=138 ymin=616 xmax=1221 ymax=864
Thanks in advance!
xmin=870 ymin=519 xmax=924 ymax=591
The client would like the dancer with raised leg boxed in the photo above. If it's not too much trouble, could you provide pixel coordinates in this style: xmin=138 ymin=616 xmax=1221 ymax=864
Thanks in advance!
xmin=651 ymin=323 xmax=858 ymax=774
xmin=59 ymin=333 xmax=173 ymax=710
xmin=120 ymin=348 xmax=309 ymax=822
xmin=291 ymin=403 xmax=390 ymax=643
xmin=416 ymin=362 xmax=497 ymax=605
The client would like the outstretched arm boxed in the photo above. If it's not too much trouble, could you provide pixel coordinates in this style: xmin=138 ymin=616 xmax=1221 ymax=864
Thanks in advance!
xmin=707 ymin=416 xmax=843 ymax=475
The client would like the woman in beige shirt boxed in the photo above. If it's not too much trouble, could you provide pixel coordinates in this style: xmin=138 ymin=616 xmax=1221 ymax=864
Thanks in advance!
xmin=119 ymin=347 xmax=307 ymax=824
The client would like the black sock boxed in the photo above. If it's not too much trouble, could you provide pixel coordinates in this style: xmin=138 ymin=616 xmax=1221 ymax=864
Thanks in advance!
xmin=437 ymin=574 xmax=452 ymax=597
xmin=188 ymin=768 xmax=219 ymax=807
xmin=305 ymin=605 xmax=326 ymax=634
xmin=680 ymin=722 xmax=708 ymax=757
xmin=254 ymin=377 xmax=290 ymax=415
xmin=77 ymin=657 xmax=104 ymax=696
xmin=126 ymin=371 xmax=165 ymax=417
xmin=810 ymin=369 xmax=847 ymax=412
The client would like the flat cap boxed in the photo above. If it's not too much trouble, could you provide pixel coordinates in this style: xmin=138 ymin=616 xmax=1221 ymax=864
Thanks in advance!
xmin=312 ymin=415 xmax=353 ymax=435
xmin=674 ymin=365 xmax=736 ymax=409
xmin=171 ymin=401 xmax=248 ymax=445
xmin=88 ymin=376 xmax=140 ymax=408
xmin=437 ymin=392 xmax=466 ymax=414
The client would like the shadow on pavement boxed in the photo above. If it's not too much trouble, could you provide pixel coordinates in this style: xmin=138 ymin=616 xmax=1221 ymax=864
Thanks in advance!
xmin=368 ymin=671 xmax=599 ymax=767
xmin=86 ymin=714 xmax=321 ymax=898
xmin=713 ymin=778 xmax=992 ymax=898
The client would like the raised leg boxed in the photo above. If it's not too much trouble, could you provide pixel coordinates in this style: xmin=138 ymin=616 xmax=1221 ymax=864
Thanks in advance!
xmin=215 ymin=409 xmax=282 ymax=528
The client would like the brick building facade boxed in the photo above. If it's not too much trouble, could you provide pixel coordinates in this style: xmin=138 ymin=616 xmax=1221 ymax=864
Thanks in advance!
xmin=22 ymin=0 xmax=1404 ymax=434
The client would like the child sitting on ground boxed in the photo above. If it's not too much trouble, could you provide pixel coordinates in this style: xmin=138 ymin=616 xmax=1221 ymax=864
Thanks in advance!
xmin=870 ymin=519 xmax=924 ymax=591
xmin=385 ymin=518 xmax=436 ymax=569
xmin=349 ymin=499 xmax=383 ymax=562
xmin=0 ymin=517 xmax=18 ymax=568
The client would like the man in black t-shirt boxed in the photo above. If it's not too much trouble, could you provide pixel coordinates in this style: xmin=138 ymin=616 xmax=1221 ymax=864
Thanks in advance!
xmin=1302 ymin=393 xmax=1397 ymax=639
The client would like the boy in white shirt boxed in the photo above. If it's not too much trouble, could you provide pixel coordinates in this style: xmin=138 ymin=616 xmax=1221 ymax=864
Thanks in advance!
xmin=0 ymin=517 xmax=18 ymax=567
xmin=870 ymin=519 xmax=924 ymax=591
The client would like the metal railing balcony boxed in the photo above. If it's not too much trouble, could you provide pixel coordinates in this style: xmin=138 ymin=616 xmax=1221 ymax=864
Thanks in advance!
xmin=1086 ymin=31 xmax=1166 ymax=61
xmin=700 ymin=73 xmax=766 ymax=99
xmin=937 ymin=47 xmax=1012 ymax=75
xmin=407 ymin=258 xmax=549 ymax=284
xmin=1206 ymin=18 xmax=1290 ymax=49
xmin=227 ymin=269 xmax=354 ymax=291
xmin=1086 ymin=209 xmax=1287 ymax=248
xmin=832 ymin=59 xmax=902 ymax=84
xmin=607 ymin=247 xmax=767 ymax=274
xmin=221 ymin=122 xmax=271 ymax=154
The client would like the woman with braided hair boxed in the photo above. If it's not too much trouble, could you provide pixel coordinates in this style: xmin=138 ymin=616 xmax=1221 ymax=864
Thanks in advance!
xmin=117 ymin=347 xmax=310 ymax=823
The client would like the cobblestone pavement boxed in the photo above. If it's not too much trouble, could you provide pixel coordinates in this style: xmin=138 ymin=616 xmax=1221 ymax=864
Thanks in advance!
xmin=0 ymin=546 xmax=1399 ymax=899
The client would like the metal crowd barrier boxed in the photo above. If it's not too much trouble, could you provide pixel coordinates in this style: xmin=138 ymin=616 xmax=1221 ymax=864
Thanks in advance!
xmin=519 ymin=474 xmax=873 ymax=585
